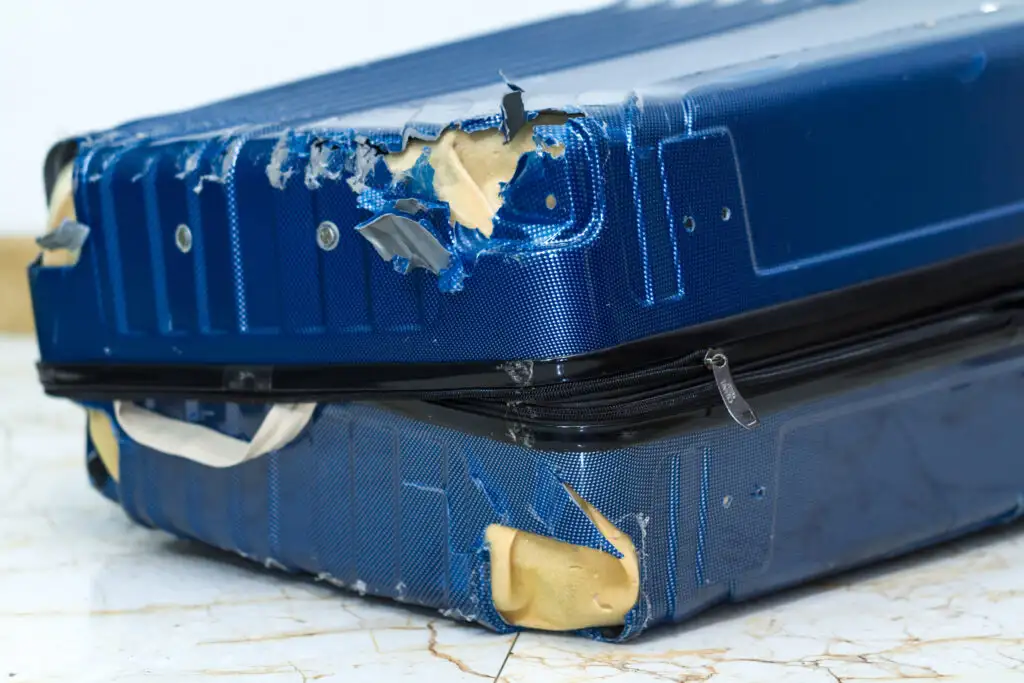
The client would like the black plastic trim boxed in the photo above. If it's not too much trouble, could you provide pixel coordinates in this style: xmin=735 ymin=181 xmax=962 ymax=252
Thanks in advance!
xmin=388 ymin=305 xmax=1023 ymax=451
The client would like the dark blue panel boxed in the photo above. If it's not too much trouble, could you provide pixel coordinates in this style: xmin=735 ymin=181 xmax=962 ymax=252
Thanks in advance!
xmin=150 ymin=145 xmax=198 ymax=334
xmin=111 ymin=339 xmax=1024 ymax=640
xmin=693 ymin=33 xmax=1024 ymax=274
xmin=35 ymin=3 xmax=1024 ymax=367
xmin=351 ymin=422 xmax=400 ymax=596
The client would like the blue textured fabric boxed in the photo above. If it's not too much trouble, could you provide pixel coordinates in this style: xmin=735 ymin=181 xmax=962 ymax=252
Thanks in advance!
xmin=98 ymin=340 xmax=1024 ymax=641
xmin=30 ymin=0 xmax=1024 ymax=364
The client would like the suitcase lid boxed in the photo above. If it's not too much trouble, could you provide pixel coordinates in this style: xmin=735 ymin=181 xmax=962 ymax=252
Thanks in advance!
xmin=31 ymin=0 xmax=1024 ymax=381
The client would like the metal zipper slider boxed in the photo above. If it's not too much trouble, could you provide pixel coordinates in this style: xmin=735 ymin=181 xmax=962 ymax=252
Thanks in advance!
xmin=704 ymin=349 xmax=760 ymax=430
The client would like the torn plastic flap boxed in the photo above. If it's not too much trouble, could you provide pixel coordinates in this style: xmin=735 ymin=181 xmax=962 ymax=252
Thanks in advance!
xmin=500 ymin=83 xmax=527 ymax=143
xmin=265 ymin=132 xmax=294 ymax=190
xmin=357 ymin=212 xmax=452 ymax=275
xmin=305 ymin=140 xmax=344 ymax=190
xmin=345 ymin=136 xmax=383 ymax=192
xmin=470 ymin=455 xmax=624 ymax=558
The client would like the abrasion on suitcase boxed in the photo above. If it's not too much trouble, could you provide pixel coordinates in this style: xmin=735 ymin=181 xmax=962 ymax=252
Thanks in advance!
xmin=27 ymin=0 xmax=1024 ymax=640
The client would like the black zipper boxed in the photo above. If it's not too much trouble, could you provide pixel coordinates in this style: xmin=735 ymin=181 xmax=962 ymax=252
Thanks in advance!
xmin=39 ymin=287 xmax=1024 ymax=427
xmin=37 ymin=241 xmax=1024 ymax=427
xmin=415 ymin=295 xmax=1024 ymax=445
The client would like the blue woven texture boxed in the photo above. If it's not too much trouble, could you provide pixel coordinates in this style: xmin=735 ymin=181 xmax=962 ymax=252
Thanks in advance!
xmin=31 ymin=1 xmax=1024 ymax=364
xmin=96 ymin=342 xmax=1024 ymax=641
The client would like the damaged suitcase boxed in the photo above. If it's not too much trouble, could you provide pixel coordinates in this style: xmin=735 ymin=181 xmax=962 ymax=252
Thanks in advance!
xmin=29 ymin=0 xmax=1024 ymax=640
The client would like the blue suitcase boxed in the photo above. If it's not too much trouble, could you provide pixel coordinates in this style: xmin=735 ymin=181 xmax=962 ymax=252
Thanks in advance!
xmin=29 ymin=0 xmax=1024 ymax=640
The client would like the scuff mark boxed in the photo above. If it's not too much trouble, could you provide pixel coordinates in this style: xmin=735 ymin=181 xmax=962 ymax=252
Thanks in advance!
xmin=130 ymin=156 xmax=156 ymax=183
xmin=439 ymin=607 xmax=477 ymax=623
xmin=263 ymin=557 xmax=288 ymax=571
xmin=266 ymin=132 xmax=294 ymax=190
xmin=506 ymin=422 xmax=536 ymax=449
xmin=467 ymin=458 xmax=511 ymax=524
xmin=501 ymin=360 xmax=534 ymax=386
xmin=636 ymin=513 xmax=650 ymax=551
xmin=194 ymin=138 xmax=242 ymax=194
xmin=636 ymin=512 xmax=653 ymax=633
xmin=526 ymin=504 xmax=553 ymax=533
xmin=315 ymin=572 xmax=346 ymax=589
xmin=344 ymin=136 xmax=383 ymax=193
xmin=175 ymin=144 xmax=203 ymax=180
xmin=87 ymin=151 xmax=120 ymax=183
xmin=305 ymin=139 xmax=343 ymax=190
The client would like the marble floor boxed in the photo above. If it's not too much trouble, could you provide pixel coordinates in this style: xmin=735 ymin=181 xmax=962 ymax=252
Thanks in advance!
xmin=1 ymin=335 xmax=1022 ymax=682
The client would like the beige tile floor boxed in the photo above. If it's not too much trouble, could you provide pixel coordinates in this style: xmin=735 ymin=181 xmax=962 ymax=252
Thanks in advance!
xmin=1 ymin=335 xmax=1023 ymax=682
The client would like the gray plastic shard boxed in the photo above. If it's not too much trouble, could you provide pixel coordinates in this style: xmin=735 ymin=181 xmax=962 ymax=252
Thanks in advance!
xmin=37 ymin=219 xmax=90 ymax=252
xmin=357 ymin=214 xmax=451 ymax=275
xmin=393 ymin=198 xmax=427 ymax=215
xmin=500 ymin=84 xmax=527 ymax=143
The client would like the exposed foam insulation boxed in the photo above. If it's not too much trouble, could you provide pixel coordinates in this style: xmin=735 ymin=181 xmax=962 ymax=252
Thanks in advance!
xmin=42 ymin=164 xmax=79 ymax=267
xmin=384 ymin=115 xmax=568 ymax=237
xmin=88 ymin=409 xmax=120 ymax=482
xmin=485 ymin=486 xmax=640 ymax=631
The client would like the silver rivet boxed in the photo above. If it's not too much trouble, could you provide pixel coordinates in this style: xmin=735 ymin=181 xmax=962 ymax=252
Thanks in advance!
xmin=721 ymin=206 xmax=732 ymax=222
xmin=722 ymin=495 xmax=733 ymax=509
xmin=317 ymin=221 xmax=340 ymax=251
xmin=175 ymin=224 xmax=192 ymax=253
xmin=682 ymin=215 xmax=696 ymax=233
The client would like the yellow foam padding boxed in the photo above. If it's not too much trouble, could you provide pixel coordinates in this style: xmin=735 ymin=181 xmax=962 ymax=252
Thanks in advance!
xmin=42 ymin=164 xmax=79 ymax=267
xmin=0 ymin=164 xmax=75 ymax=333
xmin=383 ymin=115 xmax=568 ymax=237
xmin=87 ymin=409 xmax=120 ymax=482
xmin=485 ymin=486 xmax=640 ymax=631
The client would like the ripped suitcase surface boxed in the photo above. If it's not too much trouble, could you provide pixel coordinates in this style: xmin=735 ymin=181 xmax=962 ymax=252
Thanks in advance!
xmin=29 ymin=0 xmax=1024 ymax=640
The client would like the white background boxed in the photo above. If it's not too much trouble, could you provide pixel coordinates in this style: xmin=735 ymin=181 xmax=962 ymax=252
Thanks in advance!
xmin=0 ymin=0 xmax=608 ymax=235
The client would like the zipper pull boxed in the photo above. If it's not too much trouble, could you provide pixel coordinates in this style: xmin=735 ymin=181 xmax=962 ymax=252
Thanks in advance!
xmin=704 ymin=349 xmax=760 ymax=430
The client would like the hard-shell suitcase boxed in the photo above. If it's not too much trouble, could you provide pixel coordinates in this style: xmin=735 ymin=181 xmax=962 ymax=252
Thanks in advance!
xmin=29 ymin=0 xmax=1024 ymax=640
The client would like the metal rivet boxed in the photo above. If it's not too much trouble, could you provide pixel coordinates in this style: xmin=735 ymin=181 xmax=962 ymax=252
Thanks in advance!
xmin=175 ymin=224 xmax=192 ymax=253
xmin=721 ymin=206 xmax=732 ymax=222
xmin=722 ymin=495 xmax=733 ymax=509
xmin=317 ymin=221 xmax=340 ymax=251
xmin=682 ymin=215 xmax=696 ymax=233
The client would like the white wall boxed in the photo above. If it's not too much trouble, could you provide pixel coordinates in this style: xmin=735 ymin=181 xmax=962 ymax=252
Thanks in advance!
xmin=0 ymin=0 xmax=608 ymax=234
